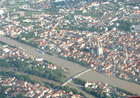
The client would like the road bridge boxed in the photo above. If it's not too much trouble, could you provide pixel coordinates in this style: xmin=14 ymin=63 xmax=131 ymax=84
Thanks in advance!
xmin=62 ymin=69 xmax=92 ymax=86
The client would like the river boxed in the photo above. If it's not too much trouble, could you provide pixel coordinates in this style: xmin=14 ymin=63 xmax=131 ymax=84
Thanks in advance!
xmin=0 ymin=36 xmax=140 ymax=95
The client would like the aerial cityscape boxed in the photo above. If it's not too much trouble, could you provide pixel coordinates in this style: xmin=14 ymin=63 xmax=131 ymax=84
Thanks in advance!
xmin=0 ymin=0 xmax=140 ymax=98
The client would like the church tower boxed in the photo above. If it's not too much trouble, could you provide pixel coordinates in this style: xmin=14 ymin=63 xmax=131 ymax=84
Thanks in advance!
xmin=97 ymin=41 xmax=103 ymax=56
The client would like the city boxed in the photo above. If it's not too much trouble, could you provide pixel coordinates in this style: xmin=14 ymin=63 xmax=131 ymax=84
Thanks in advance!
xmin=0 ymin=0 xmax=140 ymax=98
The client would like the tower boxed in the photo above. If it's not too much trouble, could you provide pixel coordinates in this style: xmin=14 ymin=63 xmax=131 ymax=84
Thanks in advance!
xmin=97 ymin=41 xmax=103 ymax=56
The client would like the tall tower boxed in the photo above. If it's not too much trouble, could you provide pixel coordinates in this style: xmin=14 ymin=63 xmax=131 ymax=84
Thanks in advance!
xmin=124 ymin=48 xmax=128 ymax=64
xmin=97 ymin=41 xmax=103 ymax=56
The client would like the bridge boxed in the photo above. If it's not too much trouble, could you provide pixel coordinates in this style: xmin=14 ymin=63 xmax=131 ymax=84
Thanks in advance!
xmin=62 ymin=69 xmax=92 ymax=86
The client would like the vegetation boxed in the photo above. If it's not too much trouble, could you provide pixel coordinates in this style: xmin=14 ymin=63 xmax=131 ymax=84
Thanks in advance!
xmin=116 ymin=20 xmax=132 ymax=31
xmin=60 ymin=86 xmax=83 ymax=95
xmin=0 ymin=58 xmax=66 ymax=82
xmin=60 ymin=56 xmax=88 ymax=67
xmin=0 ymin=86 xmax=9 ymax=98
xmin=82 ymin=87 xmax=135 ymax=98
xmin=62 ymin=25 xmax=103 ymax=32
xmin=0 ymin=85 xmax=25 ymax=98
xmin=0 ymin=71 xmax=36 ymax=84
xmin=82 ymin=87 xmax=107 ymax=98
xmin=73 ymin=78 xmax=86 ymax=86
xmin=26 ymin=69 xmax=66 ymax=82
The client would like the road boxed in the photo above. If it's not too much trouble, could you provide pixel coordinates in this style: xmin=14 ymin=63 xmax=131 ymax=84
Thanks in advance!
xmin=0 ymin=36 xmax=140 ymax=95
